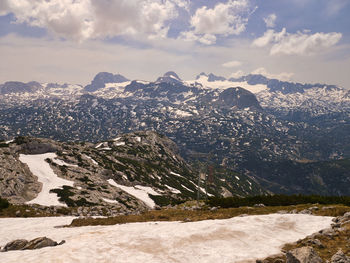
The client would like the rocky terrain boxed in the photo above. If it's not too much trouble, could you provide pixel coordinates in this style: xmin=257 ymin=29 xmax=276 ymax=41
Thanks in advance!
xmin=0 ymin=131 xmax=264 ymax=215
xmin=0 ymin=71 xmax=350 ymax=196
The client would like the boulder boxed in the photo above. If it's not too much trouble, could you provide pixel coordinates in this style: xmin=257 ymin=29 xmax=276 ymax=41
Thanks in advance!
xmin=23 ymin=237 xmax=58 ymax=250
xmin=331 ymin=250 xmax=350 ymax=263
xmin=1 ymin=239 xmax=28 ymax=252
xmin=1 ymin=237 xmax=65 ymax=252
xmin=286 ymin=246 xmax=323 ymax=263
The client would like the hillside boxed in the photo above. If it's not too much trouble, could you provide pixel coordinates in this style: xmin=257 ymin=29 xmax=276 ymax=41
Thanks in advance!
xmin=0 ymin=132 xmax=265 ymax=214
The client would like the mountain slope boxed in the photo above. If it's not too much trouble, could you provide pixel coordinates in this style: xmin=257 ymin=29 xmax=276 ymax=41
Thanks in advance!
xmin=0 ymin=132 xmax=265 ymax=211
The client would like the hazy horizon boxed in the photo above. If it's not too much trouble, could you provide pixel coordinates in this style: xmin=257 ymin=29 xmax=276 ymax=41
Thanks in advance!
xmin=0 ymin=0 xmax=349 ymax=88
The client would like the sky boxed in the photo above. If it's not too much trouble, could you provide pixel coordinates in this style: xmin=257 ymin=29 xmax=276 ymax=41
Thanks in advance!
xmin=0 ymin=0 xmax=349 ymax=87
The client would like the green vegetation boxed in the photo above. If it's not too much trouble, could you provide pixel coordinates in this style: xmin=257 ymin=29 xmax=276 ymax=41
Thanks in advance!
xmin=50 ymin=186 xmax=96 ymax=207
xmin=14 ymin=136 xmax=29 ymax=145
xmin=149 ymin=194 xmax=183 ymax=207
xmin=0 ymin=197 xmax=9 ymax=211
xmin=208 ymin=195 xmax=350 ymax=208
xmin=0 ymin=143 xmax=9 ymax=148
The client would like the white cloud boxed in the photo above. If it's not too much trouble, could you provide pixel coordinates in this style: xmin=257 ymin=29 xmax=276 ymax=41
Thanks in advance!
xmin=230 ymin=70 xmax=245 ymax=78
xmin=0 ymin=0 xmax=187 ymax=41
xmin=0 ymin=1 xmax=10 ymax=15
xmin=171 ymin=0 xmax=190 ymax=12
xmin=263 ymin=13 xmax=276 ymax=28
xmin=252 ymin=67 xmax=294 ymax=81
xmin=253 ymin=28 xmax=342 ymax=55
xmin=252 ymin=29 xmax=286 ymax=48
xmin=180 ymin=0 xmax=253 ymax=45
xmin=325 ymin=0 xmax=349 ymax=16
xmin=198 ymin=34 xmax=217 ymax=45
xmin=222 ymin=60 xmax=242 ymax=68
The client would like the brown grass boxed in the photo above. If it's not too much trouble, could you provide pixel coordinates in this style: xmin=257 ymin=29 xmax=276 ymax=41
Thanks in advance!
xmin=69 ymin=204 xmax=350 ymax=227
xmin=0 ymin=204 xmax=71 ymax=218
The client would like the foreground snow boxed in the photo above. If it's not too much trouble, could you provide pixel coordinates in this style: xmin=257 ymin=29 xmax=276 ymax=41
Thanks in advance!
xmin=0 ymin=214 xmax=332 ymax=263
xmin=19 ymin=153 xmax=74 ymax=207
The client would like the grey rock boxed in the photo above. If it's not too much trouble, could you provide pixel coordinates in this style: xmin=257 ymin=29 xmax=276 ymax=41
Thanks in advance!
xmin=254 ymin=203 xmax=265 ymax=207
xmin=23 ymin=237 xmax=58 ymax=250
xmin=1 ymin=239 xmax=28 ymax=252
xmin=306 ymin=239 xmax=324 ymax=248
xmin=299 ymin=209 xmax=312 ymax=215
xmin=286 ymin=246 xmax=323 ymax=263
xmin=319 ymin=228 xmax=336 ymax=237
xmin=331 ymin=250 xmax=350 ymax=263
xmin=309 ymin=206 xmax=319 ymax=211
xmin=21 ymin=142 xmax=57 ymax=155
xmin=58 ymin=240 xmax=66 ymax=246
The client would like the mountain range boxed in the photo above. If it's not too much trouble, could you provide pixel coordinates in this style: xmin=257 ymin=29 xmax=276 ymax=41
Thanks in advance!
xmin=1 ymin=71 xmax=350 ymax=205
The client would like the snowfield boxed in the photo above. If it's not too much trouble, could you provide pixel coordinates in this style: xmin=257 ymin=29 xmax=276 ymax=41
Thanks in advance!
xmin=107 ymin=179 xmax=161 ymax=208
xmin=0 ymin=214 xmax=332 ymax=263
xmin=19 ymin=153 xmax=75 ymax=207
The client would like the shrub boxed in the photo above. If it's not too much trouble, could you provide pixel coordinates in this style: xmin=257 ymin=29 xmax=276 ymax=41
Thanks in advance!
xmin=207 ymin=194 xmax=350 ymax=208
xmin=0 ymin=197 xmax=10 ymax=211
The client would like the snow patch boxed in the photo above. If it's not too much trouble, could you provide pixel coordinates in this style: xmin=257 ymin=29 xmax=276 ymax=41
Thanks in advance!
xmin=174 ymin=109 xmax=192 ymax=117
xmin=107 ymin=179 xmax=160 ymax=208
xmin=19 ymin=153 xmax=74 ymax=207
xmin=186 ymin=76 xmax=268 ymax=94
xmin=84 ymin=155 xmax=98 ymax=166
xmin=102 ymin=198 xmax=119 ymax=204
xmin=165 ymin=185 xmax=181 ymax=194
xmin=0 ymin=214 xmax=333 ymax=263
xmin=181 ymin=184 xmax=194 ymax=192
xmin=170 ymin=171 xmax=184 ymax=178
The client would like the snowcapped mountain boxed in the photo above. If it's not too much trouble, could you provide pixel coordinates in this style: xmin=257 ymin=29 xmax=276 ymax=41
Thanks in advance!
xmin=1 ymin=71 xmax=350 ymax=196
xmin=84 ymin=72 xmax=130 ymax=92
xmin=156 ymin=71 xmax=183 ymax=84
xmin=1 ymin=71 xmax=349 ymax=117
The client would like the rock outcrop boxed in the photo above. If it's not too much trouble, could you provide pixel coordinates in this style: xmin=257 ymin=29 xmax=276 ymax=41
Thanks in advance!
xmin=286 ymin=246 xmax=323 ymax=263
xmin=1 ymin=237 xmax=65 ymax=252
xmin=331 ymin=250 xmax=350 ymax=263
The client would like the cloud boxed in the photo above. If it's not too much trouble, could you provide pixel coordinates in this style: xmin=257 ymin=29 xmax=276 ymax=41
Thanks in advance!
xmin=171 ymin=0 xmax=190 ymax=12
xmin=263 ymin=14 xmax=276 ymax=28
xmin=252 ymin=28 xmax=342 ymax=55
xmin=230 ymin=70 xmax=245 ymax=78
xmin=222 ymin=60 xmax=242 ymax=68
xmin=0 ymin=0 xmax=187 ymax=41
xmin=180 ymin=0 xmax=254 ymax=45
xmin=252 ymin=67 xmax=294 ymax=81
xmin=325 ymin=0 xmax=349 ymax=16
xmin=0 ymin=1 xmax=10 ymax=16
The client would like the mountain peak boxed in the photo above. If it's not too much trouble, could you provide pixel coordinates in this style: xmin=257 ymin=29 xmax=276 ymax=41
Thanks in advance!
xmin=195 ymin=72 xmax=208 ymax=80
xmin=156 ymin=71 xmax=183 ymax=84
xmin=84 ymin=72 xmax=129 ymax=92
xmin=195 ymin=73 xmax=226 ymax=82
